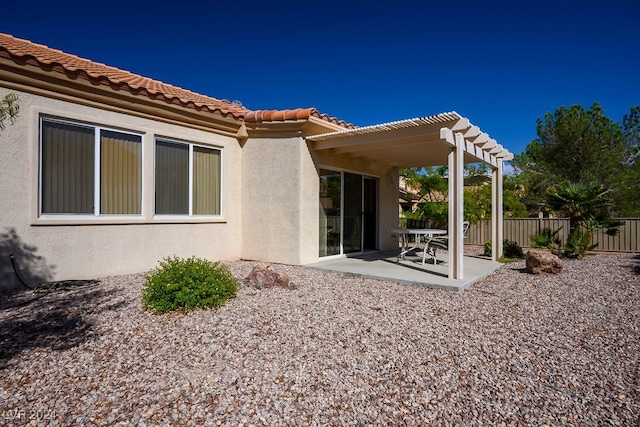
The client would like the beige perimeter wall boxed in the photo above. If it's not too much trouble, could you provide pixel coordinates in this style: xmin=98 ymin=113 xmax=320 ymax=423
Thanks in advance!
xmin=0 ymin=88 xmax=243 ymax=290
xmin=466 ymin=218 xmax=640 ymax=252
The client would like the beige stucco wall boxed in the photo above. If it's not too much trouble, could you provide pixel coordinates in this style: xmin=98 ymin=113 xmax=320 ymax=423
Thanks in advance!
xmin=0 ymin=87 xmax=242 ymax=290
xmin=240 ymin=136 xmax=318 ymax=265
xmin=241 ymin=136 xmax=399 ymax=265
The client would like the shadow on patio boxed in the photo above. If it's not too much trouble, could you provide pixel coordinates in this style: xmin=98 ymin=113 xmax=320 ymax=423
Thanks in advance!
xmin=307 ymin=250 xmax=502 ymax=292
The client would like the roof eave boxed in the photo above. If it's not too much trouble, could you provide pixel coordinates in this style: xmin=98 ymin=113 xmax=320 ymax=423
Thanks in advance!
xmin=0 ymin=57 xmax=243 ymax=136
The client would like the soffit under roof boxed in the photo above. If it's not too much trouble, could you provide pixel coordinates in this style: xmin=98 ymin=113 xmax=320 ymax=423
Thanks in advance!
xmin=306 ymin=112 xmax=513 ymax=168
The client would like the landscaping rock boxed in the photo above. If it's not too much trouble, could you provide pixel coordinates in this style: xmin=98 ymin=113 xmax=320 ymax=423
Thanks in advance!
xmin=244 ymin=265 xmax=295 ymax=289
xmin=2 ymin=251 xmax=639 ymax=426
xmin=525 ymin=249 xmax=563 ymax=274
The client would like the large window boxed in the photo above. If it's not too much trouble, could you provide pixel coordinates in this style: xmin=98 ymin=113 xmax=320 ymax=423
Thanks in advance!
xmin=40 ymin=118 xmax=142 ymax=215
xmin=155 ymin=139 xmax=221 ymax=216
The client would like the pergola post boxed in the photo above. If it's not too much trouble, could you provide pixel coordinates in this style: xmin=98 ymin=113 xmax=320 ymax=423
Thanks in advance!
xmin=311 ymin=113 xmax=513 ymax=276
xmin=448 ymin=132 xmax=465 ymax=279
xmin=491 ymin=159 xmax=504 ymax=261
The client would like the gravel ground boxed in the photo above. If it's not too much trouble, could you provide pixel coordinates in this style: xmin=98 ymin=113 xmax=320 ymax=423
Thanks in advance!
xmin=1 ymin=248 xmax=639 ymax=426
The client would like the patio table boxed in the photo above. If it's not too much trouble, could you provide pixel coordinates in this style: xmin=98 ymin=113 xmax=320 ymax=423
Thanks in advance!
xmin=392 ymin=228 xmax=448 ymax=265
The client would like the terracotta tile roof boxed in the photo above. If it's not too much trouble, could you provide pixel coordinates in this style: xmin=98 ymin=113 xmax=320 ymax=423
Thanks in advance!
xmin=0 ymin=32 xmax=247 ymax=118
xmin=245 ymin=108 xmax=354 ymax=129
xmin=0 ymin=32 xmax=355 ymax=129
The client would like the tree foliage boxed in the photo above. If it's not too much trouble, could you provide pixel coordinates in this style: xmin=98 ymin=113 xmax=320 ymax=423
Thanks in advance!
xmin=545 ymin=182 xmax=622 ymax=257
xmin=513 ymin=103 xmax=640 ymax=216
xmin=399 ymin=163 xmax=526 ymax=226
xmin=619 ymin=106 xmax=640 ymax=215
xmin=0 ymin=92 xmax=19 ymax=130
xmin=402 ymin=103 xmax=639 ymax=221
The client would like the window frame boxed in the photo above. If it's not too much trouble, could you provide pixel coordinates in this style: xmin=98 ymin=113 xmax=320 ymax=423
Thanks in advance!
xmin=154 ymin=137 xmax=223 ymax=218
xmin=38 ymin=116 xmax=144 ymax=218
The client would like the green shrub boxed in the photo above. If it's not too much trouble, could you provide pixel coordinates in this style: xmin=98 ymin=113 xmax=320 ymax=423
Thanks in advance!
xmin=564 ymin=228 xmax=597 ymax=258
xmin=142 ymin=256 xmax=237 ymax=313
xmin=483 ymin=239 xmax=524 ymax=259
xmin=531 ymin=228 xmax=562 ymax=251
xmin=503 ymin=240 xmax=524 ymax=258
xmin=483 ymin=240 xmax=492 ymax=257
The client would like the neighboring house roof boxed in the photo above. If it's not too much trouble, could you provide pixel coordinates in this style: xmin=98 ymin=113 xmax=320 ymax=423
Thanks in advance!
xmin=0 ymin=32 xmax=354 ymax=129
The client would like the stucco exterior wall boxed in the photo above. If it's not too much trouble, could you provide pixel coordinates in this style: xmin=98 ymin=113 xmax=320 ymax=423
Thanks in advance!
xmin=0 ymin=88 xmax=242 ymax=290
xmin=240 ymin=136 xmax=318 ymax=265
xmin=241 ymin=135 xmax=401 ymax=266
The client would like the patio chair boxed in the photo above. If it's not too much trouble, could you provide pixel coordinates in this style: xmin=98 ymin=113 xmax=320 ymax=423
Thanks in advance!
xmin=425 ymin=221 xmax=470 ymax=264
xmin=403 ymin=218 xmax=430 ymax=244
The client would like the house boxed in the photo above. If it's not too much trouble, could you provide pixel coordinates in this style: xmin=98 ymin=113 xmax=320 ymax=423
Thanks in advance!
xmin=0 ymin=33 xmax=512 ymax=290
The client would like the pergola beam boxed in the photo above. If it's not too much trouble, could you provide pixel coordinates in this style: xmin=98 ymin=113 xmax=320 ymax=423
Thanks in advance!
xmin=307 ymin=111 xmax=512 ymax=281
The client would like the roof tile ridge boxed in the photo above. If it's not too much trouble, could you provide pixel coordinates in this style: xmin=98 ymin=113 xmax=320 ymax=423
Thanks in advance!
xmin=244 ymin=107 xmax=354 ymax=129
xmin=0 ymin=32 xmax=248 ymax=118
xmin=0 ymin=33 xmax=132 ymax=75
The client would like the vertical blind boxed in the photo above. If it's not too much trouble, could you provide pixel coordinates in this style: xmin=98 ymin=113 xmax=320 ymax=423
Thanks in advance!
xmin=100 ymin=130 xmax=142 ymax=214
xmin=155 ymin=140 xmax=221 ymax=215
xmin=155 ymin=140 xmax=189 ymax=214
xmin=193 ymin=146 xmax=221 ymax=215
xmin=41 ymin=119 xmax=220 ymax=217
xmin=41 ymin=120 xmax=95 ymax=214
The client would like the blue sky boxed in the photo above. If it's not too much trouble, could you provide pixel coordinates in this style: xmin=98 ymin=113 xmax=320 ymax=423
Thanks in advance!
xmin=2 ymin=0 xmax=638 ymax=155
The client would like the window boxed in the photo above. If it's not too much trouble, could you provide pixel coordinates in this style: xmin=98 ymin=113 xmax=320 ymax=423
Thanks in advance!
xmin=40 ymin=118 xmax=142 ymax=215
xmin=155 ymin=139 xmax=221 ymax=216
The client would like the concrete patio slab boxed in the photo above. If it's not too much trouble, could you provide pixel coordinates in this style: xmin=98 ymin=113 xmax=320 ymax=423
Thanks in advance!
xmin=306 ymin=251 xmax=502 ymax=291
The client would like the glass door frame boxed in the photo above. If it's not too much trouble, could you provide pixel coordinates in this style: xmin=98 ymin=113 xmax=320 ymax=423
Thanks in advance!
xmin=319 ymin=167 xmax=379 ymax=259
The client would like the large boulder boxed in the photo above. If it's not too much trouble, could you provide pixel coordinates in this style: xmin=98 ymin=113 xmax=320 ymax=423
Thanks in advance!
xmin=525 ymin=249 xmax=563 ymax=275
xmin=244 ymin=265 xmax=296 ymax=289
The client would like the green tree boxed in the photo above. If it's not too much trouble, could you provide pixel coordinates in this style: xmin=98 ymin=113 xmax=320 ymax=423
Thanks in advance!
xmin=400 ymin=163 xmax=527 ymax=226
xmin=619 ymin=106 xmax=640 ymax=215
xmin=509 ymin=152 xmax=548 ymax=214
xmin=0 ymin=92 xmax=19 ymax=130
xmin=513 ymin=103 xmax=640 ymax=216
xmin=400 ymin=166 xmax=449 ymax=227
xmin=546 ymin=182 xmax=622 ymax=257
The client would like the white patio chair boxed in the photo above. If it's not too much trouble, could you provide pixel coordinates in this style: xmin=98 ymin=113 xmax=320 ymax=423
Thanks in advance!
xmin=424 ymin=221 xmax=470 ymax=264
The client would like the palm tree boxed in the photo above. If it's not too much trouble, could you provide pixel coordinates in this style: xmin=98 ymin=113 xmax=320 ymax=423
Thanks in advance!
xmin=546 ymin=182 xmax=622 ymax=257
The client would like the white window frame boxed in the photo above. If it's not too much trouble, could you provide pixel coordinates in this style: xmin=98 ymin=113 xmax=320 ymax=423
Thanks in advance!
xmin=38 ymin=116 xmax=144 ymax=218
xmin=154 ymin=137 xmax=223 ymax=217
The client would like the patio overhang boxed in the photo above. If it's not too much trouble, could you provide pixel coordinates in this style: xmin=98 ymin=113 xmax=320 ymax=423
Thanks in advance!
xmin=306 ymin=111 xmax=513 ymax=169
xmin=307 ymin=111 xmax=513 ymax=281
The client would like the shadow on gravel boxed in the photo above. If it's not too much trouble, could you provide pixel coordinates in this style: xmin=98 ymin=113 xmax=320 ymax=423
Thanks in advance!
xmin=0 ymin=228 xmax=55 ymax=292
xmin=0 ymin=283 xmax=127 ymax=366
xmin=632 ymin=254 xmax=640 ymax=276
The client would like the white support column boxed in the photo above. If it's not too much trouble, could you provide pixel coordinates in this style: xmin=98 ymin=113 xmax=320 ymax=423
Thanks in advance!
xmin=448 ymin=133 xmax=465 ymax=279
xmin=491 ymin=159 xmax=504 ymax=261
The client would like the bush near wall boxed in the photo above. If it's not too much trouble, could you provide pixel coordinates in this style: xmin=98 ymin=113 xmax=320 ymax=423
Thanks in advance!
xmin=142 ymin=256 xmax=237 ymax=313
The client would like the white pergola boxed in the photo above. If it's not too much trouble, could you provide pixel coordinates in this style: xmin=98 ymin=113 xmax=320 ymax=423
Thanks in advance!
xmin=307 ymin=112 xmax=513 ymax=279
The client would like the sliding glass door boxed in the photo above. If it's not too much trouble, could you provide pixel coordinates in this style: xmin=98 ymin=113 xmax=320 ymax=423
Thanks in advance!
xmin=319 ymin=169 xmax=378 ymax=257
xmin=343 ymin=172 xmax=363 ymax=253
xmin=319 ymin=169 xmax=341 ymax=256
